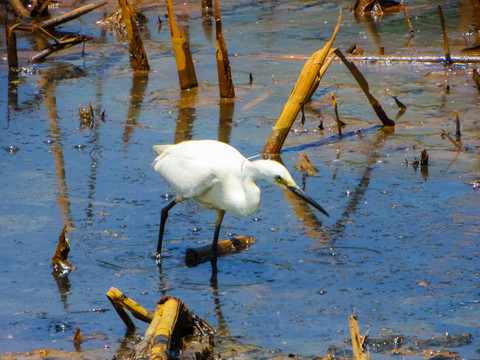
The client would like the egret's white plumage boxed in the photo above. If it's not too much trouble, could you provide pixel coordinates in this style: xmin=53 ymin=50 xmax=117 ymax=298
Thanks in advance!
xmin=152 ymin=140 xmax=329 ymax=275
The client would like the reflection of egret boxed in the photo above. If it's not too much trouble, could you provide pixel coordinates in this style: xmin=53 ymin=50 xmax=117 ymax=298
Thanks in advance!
xmin=153 ymin=140 xmax=329 ymax=275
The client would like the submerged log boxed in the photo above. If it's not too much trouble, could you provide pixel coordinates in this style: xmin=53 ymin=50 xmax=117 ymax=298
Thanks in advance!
xmin=185 ymin=235 xmax=255 ymax=267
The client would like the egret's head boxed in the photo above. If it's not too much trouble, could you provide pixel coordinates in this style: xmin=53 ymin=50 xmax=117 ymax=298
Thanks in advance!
xmin=254 ymin=160 xmax=330 ymax=217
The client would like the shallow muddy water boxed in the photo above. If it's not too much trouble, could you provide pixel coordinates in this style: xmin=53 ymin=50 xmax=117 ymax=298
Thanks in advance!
xmin=1 ymin=0 xmax=480 ymax=359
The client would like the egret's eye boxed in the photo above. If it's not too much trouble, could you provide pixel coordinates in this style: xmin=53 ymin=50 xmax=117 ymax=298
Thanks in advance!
xmin=275 ymin=175 xmax=282 ymax=182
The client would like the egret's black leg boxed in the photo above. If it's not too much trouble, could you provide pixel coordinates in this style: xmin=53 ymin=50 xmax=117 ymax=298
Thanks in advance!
xmin=157 ymin=199 xmax=177 ymax=263
xmin=210 ymin=209 xmax=226 ymax=276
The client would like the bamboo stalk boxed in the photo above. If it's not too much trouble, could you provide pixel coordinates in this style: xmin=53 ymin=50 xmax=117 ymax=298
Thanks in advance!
xmin=166 ymin=0 xmax=198 ymax=89
xmin=119 ymin=0 xmax=149 ymax=71
xmin=437 ymin=5 xmax=452 ymax=65
xmin=262 ymin=11 xmax=341 ymax=155
xmin=214 ymin=0 xmax=235 ymax=98
xmin=334 ymin=49 xmax=395 ymax=127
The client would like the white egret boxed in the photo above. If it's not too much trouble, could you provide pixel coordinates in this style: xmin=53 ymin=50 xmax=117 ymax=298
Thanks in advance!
xmin=152 ymin=140 xmax=329 ymax=274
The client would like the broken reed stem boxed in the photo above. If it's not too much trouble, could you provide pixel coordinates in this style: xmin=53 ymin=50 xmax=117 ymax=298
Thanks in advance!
xmin=331 ymin=93 xmax=342 ymax=137
xmin=441 ymin=129 xmax=463 ymax=151
xmin=8 ymin=0 xmax=31 ymax=19
xmin=7 ymin=25 xmax=19 ymax=68
xmin=106 ymin=289 xmax=137 ymax=331
xmin=472 ymin=68 xmax=480 ymax=94
xmin=437 ymin=5 xmax=452 ymax=65
xmin=106 ymin=287 xmax=154 ymax=323
xmin=214 ymin=0 xmax=235 ymax=98
xmin=334 ymin=48 xmax=395 ymax=127
xmin=401 ymin=1 xmax=414 ymax=34
xmin=119 ymin=0 xmax=149 ymax=71
xmin=349 ymin=315 xmax=369 ymax=360
xmin=149 ymin=298 xmax=180 ymax=360
xmin=166 ymin=0 xmax=198 ymax=89
xmin=455 ymin=111 xmax=461 ymax=138
xmin=262 ymin=11 xmax=341 ymax=155
xmin=37 ymin=0 xmax=106 ymax=29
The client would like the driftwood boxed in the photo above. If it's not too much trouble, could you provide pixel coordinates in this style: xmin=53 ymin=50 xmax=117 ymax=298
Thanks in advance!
xmin=441 ymin=129 xmax=463 ymax=151
xmin=214 ymin=0 xmax=235 ymax=98
xmin=185 ymin=235 xmax=255 ymax=267
xmin=334 ymin=49 xmax=395 ymax=127
xmin=166 ymin=0 xmax=197 ymax=89
xmin=262 ymin=12 xmax=341 ymax=155
xmin=51 ymin=225 xmax=75 ymax=273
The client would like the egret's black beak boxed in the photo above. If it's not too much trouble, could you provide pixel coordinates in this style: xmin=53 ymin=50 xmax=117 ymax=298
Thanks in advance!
xmin=288 ymin=185 xmax=330 ymax=217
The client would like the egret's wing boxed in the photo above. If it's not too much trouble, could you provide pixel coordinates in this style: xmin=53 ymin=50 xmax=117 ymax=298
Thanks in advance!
xmin=153 ymin=148 xmax=219 ymax=199
xmin=153 ymin=144 xmax=172 ymax=155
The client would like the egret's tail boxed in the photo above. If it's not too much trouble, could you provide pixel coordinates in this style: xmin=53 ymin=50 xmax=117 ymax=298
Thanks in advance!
xmin=153 ymin=144 xmax=173 ymax=155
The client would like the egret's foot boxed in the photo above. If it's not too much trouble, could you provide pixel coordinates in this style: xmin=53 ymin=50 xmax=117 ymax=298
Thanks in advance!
xmin=156 ymin=253 xmax=163 ymax=265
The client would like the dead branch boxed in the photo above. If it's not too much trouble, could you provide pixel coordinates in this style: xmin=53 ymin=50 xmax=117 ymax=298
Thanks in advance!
xmin=214 ymin=0 xmax=235 ymax=98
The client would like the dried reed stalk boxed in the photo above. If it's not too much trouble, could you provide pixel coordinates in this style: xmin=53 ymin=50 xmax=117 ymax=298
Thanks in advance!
xmin=262 ymin=12 xmax=341 ymax=155
xmin=349 ymin=315 xmax=369 ymax=360
xmin=334 ymin=49 xmax=395 ymax=127
xmin=166 ymin=0 xmax=198 ymax=89
xmin=119 ymin=0 xmax=149 ymax=70
xmin=214 ymin=0 xmax=235 ymax=98
xmin=437 ymin=5 xmax=452 ymax=65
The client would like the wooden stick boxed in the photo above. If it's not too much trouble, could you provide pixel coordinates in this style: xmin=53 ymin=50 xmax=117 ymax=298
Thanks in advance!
xmin=166 ymin=0 xmax=198 ymax=89
xmin=334 ymin=49 xmax=395 ymax=127
xmin=27 ymin=34 xmax=92 ymax=63
xmin=214 ymin=0 xmax=235 ymax=98
xmin=119 ymin=0 xmax=149 ymax=71
xmin=437 ymin=5 xmax=452 ymax=65
xmin=185 ymin=235 xmax=255 ymax=267
xmin=106 ymin=287 xmax=154 ymax=323
xmin=262 ymin=11 xmax=341 ymax=155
